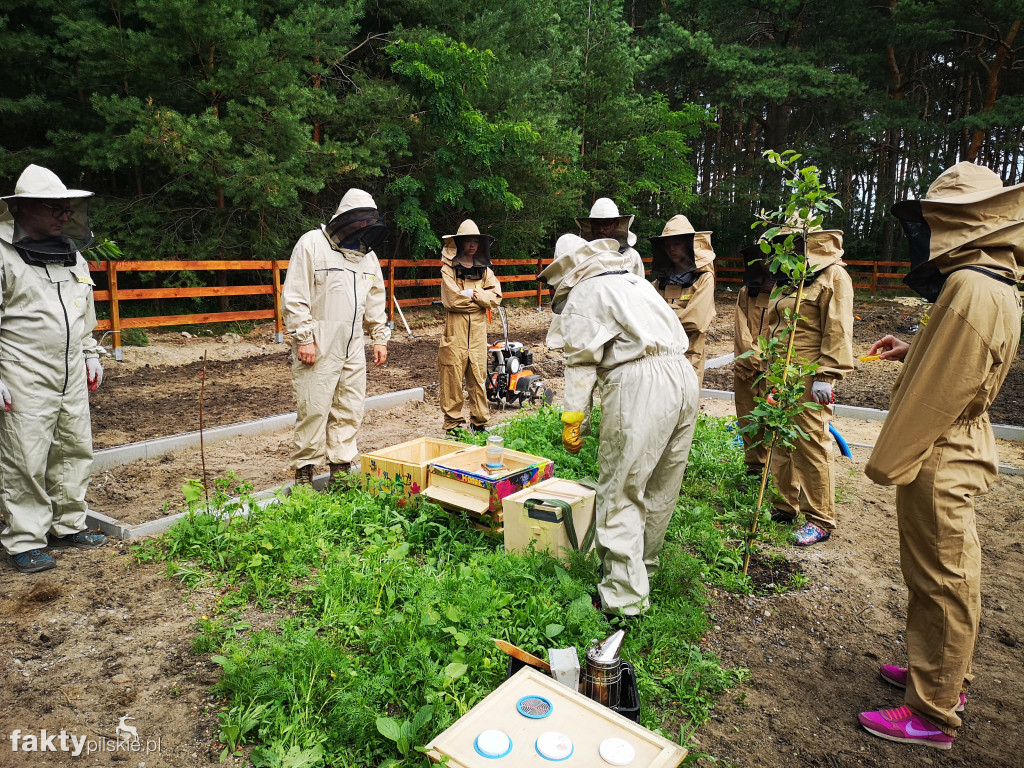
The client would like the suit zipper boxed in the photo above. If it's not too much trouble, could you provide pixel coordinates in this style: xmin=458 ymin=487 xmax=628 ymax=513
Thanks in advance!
xmin=58 ymin=282 xmax=70 ymax=394
xmin=346 ymin=270 xmax=358 ymax=358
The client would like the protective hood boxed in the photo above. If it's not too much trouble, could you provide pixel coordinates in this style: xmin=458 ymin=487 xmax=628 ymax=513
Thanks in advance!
xmin=740 ymin=227 xmax=844 ymax=292
xmin=538 ymin=234 xmax=630 ymax=314
xmin=440 ymin=219 xmax=495 ymax=272
xmin=650 ymin=215 xmax=715 ymax=286
xmin=322 ymin=188 xmax=386 ymax=253
xmin=575 ymin=197 xmax=638 ymax=248
xmin=892 ymin=162 xmax=1024 ymax=302
xmin=0 ymin=165 xmax=94 ymax=262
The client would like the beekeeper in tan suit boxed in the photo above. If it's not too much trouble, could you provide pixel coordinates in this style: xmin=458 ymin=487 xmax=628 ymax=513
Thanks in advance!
xmin=651 ymin=215 xmax=716 ymax=388
xmin=858 ymin=163 xmax=1024 ymax=750
xmin=766 ymin=227 xmax=853 ymax=545
xmin=540 ymin=234 xmax=698 ymax=617
xmin=576 ymin=197 xmax=645 ymax=278
xmin=282 ymin=189 xmax=391 ymax=487
xmin=439 ymin=220 xmax=502 ymax=434
xmin=733 ymin=252 xmax=773 ymax=480
xmin=0 ymin=165 xmax=107 ymax=574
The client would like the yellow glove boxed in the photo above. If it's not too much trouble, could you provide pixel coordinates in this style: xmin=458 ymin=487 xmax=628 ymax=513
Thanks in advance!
xmin=561 ymin=411 xmax=585 ymax=454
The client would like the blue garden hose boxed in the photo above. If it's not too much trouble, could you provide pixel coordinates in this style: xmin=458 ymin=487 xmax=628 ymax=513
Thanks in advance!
xmin=829 ymin=423 xmax=852 ymax=458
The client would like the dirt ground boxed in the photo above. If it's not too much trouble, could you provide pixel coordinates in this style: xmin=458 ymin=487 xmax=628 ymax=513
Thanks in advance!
xmin=1 ymin=298 xmax=1022 ymax=767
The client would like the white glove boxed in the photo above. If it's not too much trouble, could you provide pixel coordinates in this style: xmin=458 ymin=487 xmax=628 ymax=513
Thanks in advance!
xmin=0 ymin=381 xmax=11 ymax=411
xmin=86 ymin=358 xmax=104 ymax=391
xmin=811 ymin=381 xmax=832 ymax=405
xmin=460 ymin=288 xmax=474 ymax=298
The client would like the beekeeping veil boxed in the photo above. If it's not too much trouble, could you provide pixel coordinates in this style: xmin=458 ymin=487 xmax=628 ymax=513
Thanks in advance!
xmin=741 ymin=223 xmax=844 ymax=294
xmin=892 ymin=162 xmax=1024 ymax=303
xmin=440 ymin=219 xmax=495 ymax=280
xmin=323 ymin=188 xmax=386 ymax=254
xmin=0 ymin=164 xmax=94 ymax=267
xmin=575 ymin=197 xmax=638 ymax=250
xmin=650 ymin=215 xmax=715 ymax=286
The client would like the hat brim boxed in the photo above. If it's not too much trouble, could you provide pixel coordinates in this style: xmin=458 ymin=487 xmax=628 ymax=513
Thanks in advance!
xmin=442 ymin=233 xmax=495 ymax=246
xmin=1 ymin=189 xmax=94 ymax=201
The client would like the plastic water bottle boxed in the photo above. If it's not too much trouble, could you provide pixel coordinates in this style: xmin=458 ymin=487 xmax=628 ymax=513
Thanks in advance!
xmin=485 ymin=434 xmax=505 ymax=469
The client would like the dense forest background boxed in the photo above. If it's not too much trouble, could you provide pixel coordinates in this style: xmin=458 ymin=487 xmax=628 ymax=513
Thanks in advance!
xmin=2 ymin=0 xmax=1022 ymax=268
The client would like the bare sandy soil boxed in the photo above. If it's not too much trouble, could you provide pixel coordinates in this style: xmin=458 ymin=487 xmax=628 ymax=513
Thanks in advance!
xmin=1 ymin=299 xmax=1022 ymax=768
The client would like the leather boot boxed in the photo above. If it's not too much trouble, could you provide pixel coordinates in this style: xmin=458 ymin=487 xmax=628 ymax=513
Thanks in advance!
xmin=294 ymin=464 xmax=314 ymax=486
xmin=328 ymin=462 xmax=356 ymax=491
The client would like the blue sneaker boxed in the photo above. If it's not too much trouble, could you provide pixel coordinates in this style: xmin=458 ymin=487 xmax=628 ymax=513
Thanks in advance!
xmin=49 ymin=530 xmax=107 ymax=549
xmin=10 ymin=549 xmax=56 ymax=573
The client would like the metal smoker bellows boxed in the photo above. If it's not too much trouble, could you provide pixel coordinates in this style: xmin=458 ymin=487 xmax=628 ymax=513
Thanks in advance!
xmin=582 ymin=629 xmax=625 ymax=708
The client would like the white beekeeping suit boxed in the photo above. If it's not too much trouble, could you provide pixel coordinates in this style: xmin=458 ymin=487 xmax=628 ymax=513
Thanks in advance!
xmin=282 ymin=188 xmax=391 ymax=487
xmin=0 ymin=165 xmax=106 ymax=573
xmin=540 ymin=234 xmax=698 ymax=617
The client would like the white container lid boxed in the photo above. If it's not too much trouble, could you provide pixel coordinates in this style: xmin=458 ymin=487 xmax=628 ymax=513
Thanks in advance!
xmin=599 ymin=737 xmax=636 ymax=765
xmin=535 ymin=731 xmax=574 ymax=761
xmin=474 ymin=729 xmax=512 ymax=758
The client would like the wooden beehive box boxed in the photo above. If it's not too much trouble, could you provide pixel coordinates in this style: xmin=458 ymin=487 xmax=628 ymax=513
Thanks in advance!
xmin=422 ymin=446 xmax=554 ymax=531
xmin=502 ymin=478 xmax=597 ymax=561
xmin=361 ymin=437 xmax=471 ymax=496
xmin=425 ymin=666 xmax=687 ymax=767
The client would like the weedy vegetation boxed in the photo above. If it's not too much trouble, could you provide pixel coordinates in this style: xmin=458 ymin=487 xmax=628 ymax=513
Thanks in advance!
xmin=140 ymin=407 xmax=797 ymax=766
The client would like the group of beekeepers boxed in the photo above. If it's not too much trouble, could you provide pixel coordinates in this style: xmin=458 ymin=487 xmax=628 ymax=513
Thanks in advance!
xmin=2 ymin=161 xmax=1021 ymax=754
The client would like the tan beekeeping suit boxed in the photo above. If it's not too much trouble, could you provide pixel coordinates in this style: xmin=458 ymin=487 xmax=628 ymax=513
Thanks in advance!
xmin=865 ymin=162 xmax=1024 ymax=737
xmin=0 ymin=166 xmax=101 ymax=555
xmin=438 ymin=220 xmax=502 ymax=431
xmin=282 ymin=189 xmax=391 ymax=469
xmin=651 ymin=216 xmax=717 ymax=388
xmin=540 ymin=234 xmax=698 ymax=616
xmin=733 ymin=285 xmax=770 ymax=474
xmin=765 ymin=230 xmax=854 ymax=530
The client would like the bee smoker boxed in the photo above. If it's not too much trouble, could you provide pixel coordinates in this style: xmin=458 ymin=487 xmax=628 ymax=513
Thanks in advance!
xmin=582 ymin=629 xmax=625 ymax=708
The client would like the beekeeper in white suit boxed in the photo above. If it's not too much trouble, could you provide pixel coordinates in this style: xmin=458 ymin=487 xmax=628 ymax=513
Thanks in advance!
xmin=540 ymin=234 xmax=699 ymax=617
xmin=282 ymin=189 xmax=391 ymax=489
xmin=0 ymin=165 xmax=106 ymax=574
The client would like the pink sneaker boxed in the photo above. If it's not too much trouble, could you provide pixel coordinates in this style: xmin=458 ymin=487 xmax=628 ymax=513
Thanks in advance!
xmin=879 ymin=665 xmax=965 ymax=712
xmin=859 ymin=706 xmax=954 ymax=749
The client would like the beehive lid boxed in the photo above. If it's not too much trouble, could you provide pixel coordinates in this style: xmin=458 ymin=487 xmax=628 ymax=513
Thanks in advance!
xmin=422 ymin=485 xmax=491 ymax=515
xmin=503 ymin=478 xmax=596 ymax=505
xmin=425 ymin=667 xmax=686 ymax=767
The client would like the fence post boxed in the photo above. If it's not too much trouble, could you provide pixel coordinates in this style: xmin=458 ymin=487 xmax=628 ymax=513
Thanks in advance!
xmin=272 ymin=260 xmax=284 ymax=343
xmin=871 ymin=262 xmax=878 ymax=298
xmin=107 ymin=260 xmax=122 ymax=361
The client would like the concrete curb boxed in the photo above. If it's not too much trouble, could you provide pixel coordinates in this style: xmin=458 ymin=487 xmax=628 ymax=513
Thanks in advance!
xmin=88 ymin=472 xmax=335 ymax=541
xmin=93 ymin=387 xmax=425 ymax=471
xmin=86 ymin=387 xmax=425 ymax=538
xmin=699 ymin=388 xmax=1024 ymax=473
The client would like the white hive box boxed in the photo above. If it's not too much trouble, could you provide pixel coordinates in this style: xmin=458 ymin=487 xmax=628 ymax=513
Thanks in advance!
xmin=502 ymin=478 xmax=597 ymax=561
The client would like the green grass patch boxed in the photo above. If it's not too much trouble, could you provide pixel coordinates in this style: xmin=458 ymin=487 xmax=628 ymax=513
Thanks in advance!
xmin=145 ymin=407 xmax=792 ymax=766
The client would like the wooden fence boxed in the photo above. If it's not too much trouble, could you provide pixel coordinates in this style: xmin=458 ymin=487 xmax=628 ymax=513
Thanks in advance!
xmin=89 ymin=255 xmax=911 ymax=358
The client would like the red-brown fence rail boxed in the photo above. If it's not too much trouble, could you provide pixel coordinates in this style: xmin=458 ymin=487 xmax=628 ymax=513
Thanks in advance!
xmin=715 ymin=256 xmax=910 ymax=294
xmin=89 ymin=256 xmax=913 ymax=358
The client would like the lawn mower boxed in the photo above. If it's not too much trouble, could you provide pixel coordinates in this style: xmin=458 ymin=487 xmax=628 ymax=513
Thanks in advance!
xmin=487 ymin=307 xmax=554 ymax=408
